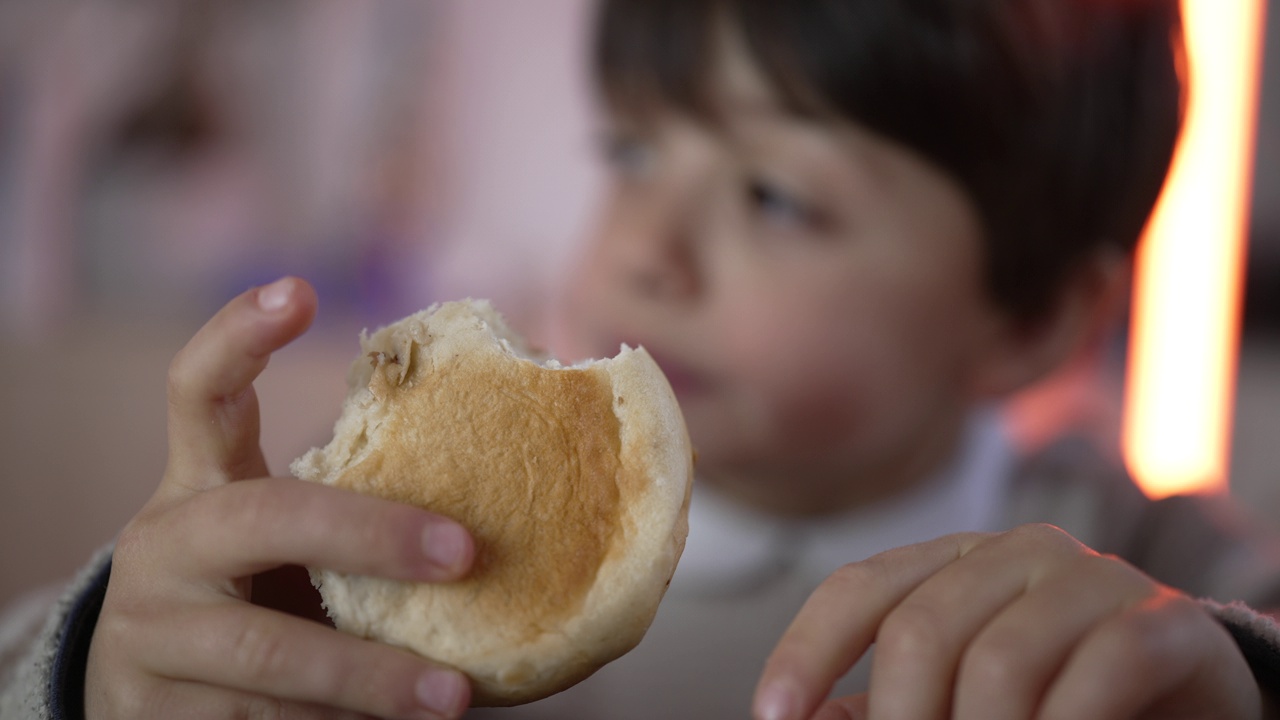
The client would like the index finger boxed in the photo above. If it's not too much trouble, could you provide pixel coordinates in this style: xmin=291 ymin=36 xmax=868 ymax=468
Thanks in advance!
xmin=156 ymin=477 xmax=475 ymax=584
xmin=752 ymin=533 xmax=988 ymax=720
xmin=163 ymin=277 xmax=318 ymax=493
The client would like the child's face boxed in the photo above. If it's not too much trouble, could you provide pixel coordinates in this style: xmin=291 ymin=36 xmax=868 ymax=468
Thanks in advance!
xmin=558 ymin=31 xmax=1013 ymax=515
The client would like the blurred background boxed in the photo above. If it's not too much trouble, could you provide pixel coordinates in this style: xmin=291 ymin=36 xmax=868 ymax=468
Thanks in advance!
xmin=1 ymin=0 xmax=1277 ymax=608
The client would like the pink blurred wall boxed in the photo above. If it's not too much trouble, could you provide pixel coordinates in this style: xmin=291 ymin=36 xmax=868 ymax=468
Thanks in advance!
xmin=419 ymin=0 xmax=602 ymax=342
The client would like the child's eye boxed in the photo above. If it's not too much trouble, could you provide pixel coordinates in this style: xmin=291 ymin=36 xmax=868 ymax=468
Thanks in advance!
xmin=599 ymin=133 xmax=654 ymax=178
xmin=747 ymin=179 xmax=823 ymax=232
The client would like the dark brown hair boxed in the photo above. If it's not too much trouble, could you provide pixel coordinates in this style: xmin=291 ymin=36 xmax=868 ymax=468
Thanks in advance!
xmin=593 ymin=0 xmax=1185 ymax=323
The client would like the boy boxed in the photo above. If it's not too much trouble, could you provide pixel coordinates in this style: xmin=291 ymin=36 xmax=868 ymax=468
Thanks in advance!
xmin=5 ymin=0 xmax=1280 ymax=719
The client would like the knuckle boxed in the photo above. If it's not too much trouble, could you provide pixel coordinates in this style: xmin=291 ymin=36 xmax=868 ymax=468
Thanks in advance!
xmin=1097 ymin=615 xmax=1163 ymax=670
xmin=876 ymin=603 xmax=948 ymax=665
xmin=944 ymin=531 xmax=993 ymax=552
xmin=961 ymin=630 xmax=1028 ymax=689
xmin=166 ymin=348 xmax=196 ymax=405
xmin=1076 ymin=552 xmax=1154 ymax=595
xmin=94 ymin=599 xmax=144 ymax=649
xmin=230 ymin=618 xmax=293 ymax=682
xmin=1160 ymin=592 xmax=1206 ymax=622
xmin=236 ymin=695 xmax=287 ymax=720
xmin=1006 ymin=523 xmax=1084 ymax=555
xmin=1071 ymin=595 xmax=1202 ymax=691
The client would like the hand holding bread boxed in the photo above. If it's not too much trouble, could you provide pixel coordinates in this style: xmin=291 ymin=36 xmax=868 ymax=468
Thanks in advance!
xmin=85 ymin=278 xmax=475 ymax=719
xmin=82 ymin=278 xmax=692 ymax=719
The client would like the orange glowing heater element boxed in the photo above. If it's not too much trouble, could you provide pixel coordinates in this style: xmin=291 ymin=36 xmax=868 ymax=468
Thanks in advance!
xmin=1123 ymin=0 xmax=1267 ymax=499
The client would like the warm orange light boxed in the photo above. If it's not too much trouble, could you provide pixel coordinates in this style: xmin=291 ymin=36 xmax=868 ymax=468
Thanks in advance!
xmin=1123 ymin=0 xmax=1266 ymax=498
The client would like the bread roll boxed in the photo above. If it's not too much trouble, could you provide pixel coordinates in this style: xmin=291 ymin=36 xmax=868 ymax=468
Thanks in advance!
xmin=291 ymin=300 xmax=693 ymax=705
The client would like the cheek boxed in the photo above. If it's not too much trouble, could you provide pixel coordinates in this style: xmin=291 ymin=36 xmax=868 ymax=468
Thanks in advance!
xmin=713 ymin=283 xmax=980 ymax=460
xmin=768 ymin=367 xmax=868 ymax=453
xmin=714 ymin=296 xmax=877 ymax=453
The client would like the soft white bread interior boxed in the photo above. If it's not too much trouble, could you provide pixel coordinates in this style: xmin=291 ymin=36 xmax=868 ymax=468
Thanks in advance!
xmin=290 ymin=300 xmax=693 ymax=706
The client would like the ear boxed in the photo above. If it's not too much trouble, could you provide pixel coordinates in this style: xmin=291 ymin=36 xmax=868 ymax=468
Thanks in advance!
xmin=971 ymin=249 xmax=1131 ymax=399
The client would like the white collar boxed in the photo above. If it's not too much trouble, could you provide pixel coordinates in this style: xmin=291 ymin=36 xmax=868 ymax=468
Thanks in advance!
xmin=671 ymin=408 xmax=1014 ymax=596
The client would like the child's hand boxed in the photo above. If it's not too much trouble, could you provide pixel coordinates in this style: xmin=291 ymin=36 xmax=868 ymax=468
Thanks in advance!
xmin=84 ymin=278 xmax=475 ymax=720
xmin=754 ymin=524 xmax=1261 ymax=720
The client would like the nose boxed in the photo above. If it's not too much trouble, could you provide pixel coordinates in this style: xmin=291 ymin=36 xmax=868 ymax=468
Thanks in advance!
xmin=624 ymin=223 xmax=698 ymax=302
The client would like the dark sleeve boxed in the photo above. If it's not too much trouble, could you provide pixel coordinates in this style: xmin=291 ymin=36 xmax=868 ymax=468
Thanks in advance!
xmin=47 ymin=558 xmax=111 ymax=720
xmin=0 ymin=547 xmax=113 ymax=720
xmin=1205 ymin=601 xmax=1280 ymax=718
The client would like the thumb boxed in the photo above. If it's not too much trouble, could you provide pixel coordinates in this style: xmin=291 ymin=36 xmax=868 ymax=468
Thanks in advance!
xmin=811 ymin=694 xmax=869 ymax=720
xmin=162 ymin=277 xmax=317 ymax=494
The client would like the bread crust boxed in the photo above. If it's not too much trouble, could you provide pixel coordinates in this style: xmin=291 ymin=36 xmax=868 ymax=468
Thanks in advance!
xmin=291 ymin=300 xmax=692 ymax=705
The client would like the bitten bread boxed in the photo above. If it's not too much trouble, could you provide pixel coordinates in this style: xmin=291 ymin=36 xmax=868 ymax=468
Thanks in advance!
xmin=291 ymin=300 xmax=693 ymax=706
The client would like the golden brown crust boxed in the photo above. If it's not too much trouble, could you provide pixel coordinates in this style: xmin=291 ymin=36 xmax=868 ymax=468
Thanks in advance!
xmin=291 ymin=300 xmax=692 ymax=705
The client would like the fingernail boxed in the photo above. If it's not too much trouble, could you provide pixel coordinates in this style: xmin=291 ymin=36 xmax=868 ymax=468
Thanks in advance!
xmin=422 ymin=522 xmax=469 ymax=573
xmin=755 ymin=680 xmax=800 ymax=720
xmin=257 ymin=278 xmax=293 ymax=312
xmin=416 ymin=670 xmax=466 ymax=717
